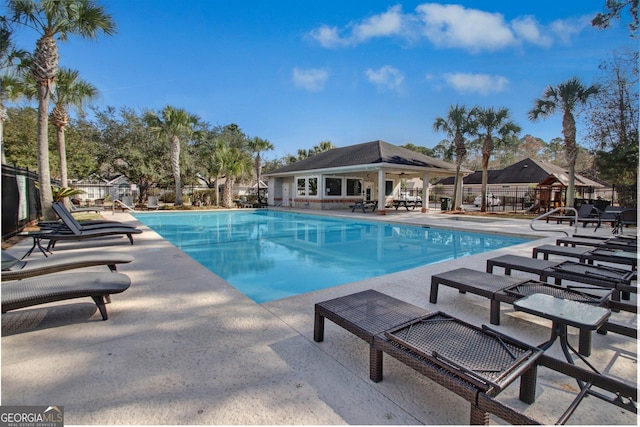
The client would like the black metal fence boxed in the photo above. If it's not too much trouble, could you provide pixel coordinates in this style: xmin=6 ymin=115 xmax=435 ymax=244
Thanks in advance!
xmin=2 ymin=163 xmax=41 ymax=239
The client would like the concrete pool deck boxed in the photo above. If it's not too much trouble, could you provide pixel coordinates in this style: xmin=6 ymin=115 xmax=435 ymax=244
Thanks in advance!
xmin=1 ymin=208 xmax=637 ymax=425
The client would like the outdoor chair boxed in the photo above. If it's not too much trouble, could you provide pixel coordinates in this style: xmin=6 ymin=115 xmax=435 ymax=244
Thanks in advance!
xmin=598 ymin=205 xmax=622 ymax=228
xmin=1 ymin=271 xmax=131 ymax=321
xmin=1 ymin=250 xmax=134 ymax=281
xmin=613 ymin=208 xmax=638 ymax=234
xmin=556 ymin=235 xmax=637 ymax=252
xmin=547 ymin=204 xmax=601 ymax=229
xmin=145 ymin=196 xmax=159 ymax=210
xmin=532 ymin=244 xmax=637 ymax=270
xmin=51 ymin=202 xmax=137 ymax=231
xmin=314 ymin=289 xmax=637 ymax=425
xmin=39 ymin=211 xmax=142 ymax=250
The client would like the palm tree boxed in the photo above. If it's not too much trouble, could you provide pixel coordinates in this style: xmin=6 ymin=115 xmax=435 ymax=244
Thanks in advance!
xmin=474 ymin=107 xmax=521 ymax=212
xmin=49 ymin=68 xmax=96 ymax=188
xmin=0 ymin=17 xmax=30 ymax=164
xmin=247 ymin=136 xmax=273 ymax=203
xmin=215 ymin=144 xmax=252 ymax=208
xmin=433 ymin=104 xmax=477 ymax=210
xmin=146 ymin=105 xmax=199 ymax=206
xmin=8 ymin=0 xmax=115 ymax=220
xmin=528 ymin=77 xmax=599 ymax=208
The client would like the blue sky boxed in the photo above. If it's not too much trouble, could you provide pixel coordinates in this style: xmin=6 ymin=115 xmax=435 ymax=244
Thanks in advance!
xmin=7 ymin=1 xmax=635 ymax=160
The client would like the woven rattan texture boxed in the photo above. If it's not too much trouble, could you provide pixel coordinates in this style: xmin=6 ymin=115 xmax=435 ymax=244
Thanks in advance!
xmin=385 ymin=314 xmax=530 ymax=384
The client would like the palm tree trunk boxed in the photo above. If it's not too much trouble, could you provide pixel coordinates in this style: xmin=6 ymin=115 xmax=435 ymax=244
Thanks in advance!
xmin=57 ymin=126 xmax=67 ymax=188
xmin=0 ymin=104 xmax=6 ymax=164
xmin=170 ymin=135 xmax=182 ymax=205
xmin=480 ymin=135 xmax=493 ymax=212
xmin=223 ymin=177 xmax=234 ymax=208
xmin=37 ymin=83 xmax=55 ymax=221
xmin=563 ymin=112 xmax=578 ymax=208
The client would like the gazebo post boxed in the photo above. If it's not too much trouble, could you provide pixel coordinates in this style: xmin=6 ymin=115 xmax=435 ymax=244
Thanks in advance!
xmin=422 ymin=173 xmax=430 ymax=213
xmin=377 ymin=169 xmax=386 ymax=215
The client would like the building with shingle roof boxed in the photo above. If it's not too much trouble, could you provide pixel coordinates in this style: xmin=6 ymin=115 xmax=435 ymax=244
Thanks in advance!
xmin=265 ymin=140 xmax=470 ymax=213
xmin=435 ymin=157 xmax=605 ymax=211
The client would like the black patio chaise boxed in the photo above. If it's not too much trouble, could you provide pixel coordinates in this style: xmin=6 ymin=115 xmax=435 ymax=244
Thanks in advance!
xmin=556 ymin=235 xmax=637 ymax=252
xmin=1 ymin=271 xmax=131 ymax=320
xmin=51 ymin=202 xmax=137 ymax=231
xmin=2 ymin=250 xmax=134 ymax=280
xmin=532 ymin=244 xmax=637 ymax=270
xmin=314 ymin=289 xmax=542 ymax=424
xmin=429 ymin=267 xmax=612 ymax=355
xmin=314 ymin=289 xmax=637 ymax=425
xmin=547 ymin=204 xmax=601 ymax=229
xmin=486 ymin=254 xmax=636 ymax=297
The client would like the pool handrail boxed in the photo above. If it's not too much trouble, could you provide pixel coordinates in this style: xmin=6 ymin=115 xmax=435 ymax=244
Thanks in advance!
xmin=530 ymin=207 xmax=578 ymax=236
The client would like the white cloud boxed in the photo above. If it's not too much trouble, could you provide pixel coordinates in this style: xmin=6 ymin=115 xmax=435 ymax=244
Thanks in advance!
xmin=549 ymin=15 xmax=591 ymax=44
xmin=511 ymin=16 xmax=553 ymax=47
xmin=352 ymin=5 xmax=404 ymax=41
xmin=308 ymin=25 xmax=349 ymax=48
xmin=292 ymin=67 xmax=329 ymax=92
xmin=443 ymin=72 xmax=509 ymax=95
xmin=365 ymin=65 xmax=404 ymax=92
xmin=307 ymin=3 xmax=589 ymax=51
xmin=309 ymin=5 xmax=405 ymax=47
xmin=415 ymin=3 xmax=516 ymax=52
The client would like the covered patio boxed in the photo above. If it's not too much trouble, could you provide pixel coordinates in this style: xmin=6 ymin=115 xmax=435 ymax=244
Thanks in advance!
xmin=264 ymin=140 xmax=472 ymax=214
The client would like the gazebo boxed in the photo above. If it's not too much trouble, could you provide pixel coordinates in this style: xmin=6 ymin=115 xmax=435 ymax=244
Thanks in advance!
xmin=264 ymin=140 xmax=470 ymax=214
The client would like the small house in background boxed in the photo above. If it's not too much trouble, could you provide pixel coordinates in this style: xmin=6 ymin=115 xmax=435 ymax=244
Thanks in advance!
xmin=70 ymin=174 xmax=134 ymax=205
xmin=435 ymin=157 xmax=607 ymax=212
xmin=264 ymin=140 xmax=470 ymax=214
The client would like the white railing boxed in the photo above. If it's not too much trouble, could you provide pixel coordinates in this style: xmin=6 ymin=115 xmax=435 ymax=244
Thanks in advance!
xmin=112 ymin=199 xmax=135 ymax=214
xmin=529 ymin=207 xmax=578 ymax=236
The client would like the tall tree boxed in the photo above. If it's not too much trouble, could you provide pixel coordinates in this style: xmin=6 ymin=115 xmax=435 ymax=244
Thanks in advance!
xmin=474 ymin=107 xmax=521 ymax=211
xmin=528 ymin=77 xmax=599 ymax=208
xmin=586 ymin=50 xmax=638 ymax=205
xmin=433 ymin=104 xmax=476 ymax=210
xmin=48 ymin=67 xmax=96 ymax=188
xmin=146 ymin=105 xmax=199 ymax=206
xmin=8 ymin=0 xmax=115 ymax=220
xmin=0 ymin=17 xmax=30 ymax=164
xmin=247 ymin=136 xmax=273 ymax=203
xmin=215 ymin=144 xmax=252 ymax=208
xmin=591 ymin=0 xmax=638 ymax=37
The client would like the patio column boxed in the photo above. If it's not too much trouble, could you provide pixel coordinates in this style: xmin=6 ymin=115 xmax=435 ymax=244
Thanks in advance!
xmin=421 ymin=173 xmax=430 ymax=213
xmin=377 ymin=169 xmax=386 ymax=215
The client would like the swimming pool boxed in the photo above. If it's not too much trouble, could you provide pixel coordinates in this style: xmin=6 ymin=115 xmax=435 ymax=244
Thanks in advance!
xmin=134 ymin=210 xmax=530 ymax=303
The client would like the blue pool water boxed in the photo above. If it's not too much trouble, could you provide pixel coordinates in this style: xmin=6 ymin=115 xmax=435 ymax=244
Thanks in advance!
xmin=134 ymin=210 xmax=530 ymax=303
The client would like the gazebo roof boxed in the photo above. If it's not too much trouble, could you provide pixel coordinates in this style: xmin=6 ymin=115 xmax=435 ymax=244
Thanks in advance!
xmin=265 ymin=140 xmax=469 ymax=177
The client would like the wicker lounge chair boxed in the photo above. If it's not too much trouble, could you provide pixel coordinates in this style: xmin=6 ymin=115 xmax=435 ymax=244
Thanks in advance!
xmin=532 ymin=244 xmax=637 ymax=270
xmin=547 ymin=204 xmax=601 ymax=228
xmin=598 ymin=205 xmax=622 ymax=228
xmin=1 ymin=271 xmax=130 ymax=320
xmin=69 ymin=203 xmax=104 ymax=213
xmin=556 ymin=235 xmax=637 ymax=251
xmin=314 ymin=290 xmax=542 ymax=424
xmin=430 ymin=267 xmax=611 ymax=341
xmin=2 ymin=250 xmax=134 ymax=281
xmin=314 ymin=289 xmax=637 ymax=424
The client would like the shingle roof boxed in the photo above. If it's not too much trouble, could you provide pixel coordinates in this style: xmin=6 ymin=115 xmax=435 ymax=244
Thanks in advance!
xmin=435 ymin=157 xmax=603 ymax=187
xmin=266 ymin=140 xmax=468 ymax=175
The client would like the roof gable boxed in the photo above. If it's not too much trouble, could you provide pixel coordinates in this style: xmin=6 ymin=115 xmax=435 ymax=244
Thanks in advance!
xmin=266 ymin=140 xmax=467 ymax=175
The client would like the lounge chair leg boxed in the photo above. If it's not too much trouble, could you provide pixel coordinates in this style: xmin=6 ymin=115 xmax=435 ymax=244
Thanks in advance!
xmin=429 ymin=280 xmax=439 ymax=303
xmin=313 ymin=312 xmax=324 ymax=342
xmin=369 ymin=347 xmax=383 ymax=382
xmin=127 ymin=233 xmax=134 ymax=245
xmin=489 ymin=300 xmax=500 ymax=325
xmin=578 ymin=329 xmax=591 ymax=357
xmin=91 ymin=296 xmax=109 ymax=320
xmin=519 ymin=365 xmax=538 ymax=404
xmin=469 ymin=404 xmax=490 ymax=425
